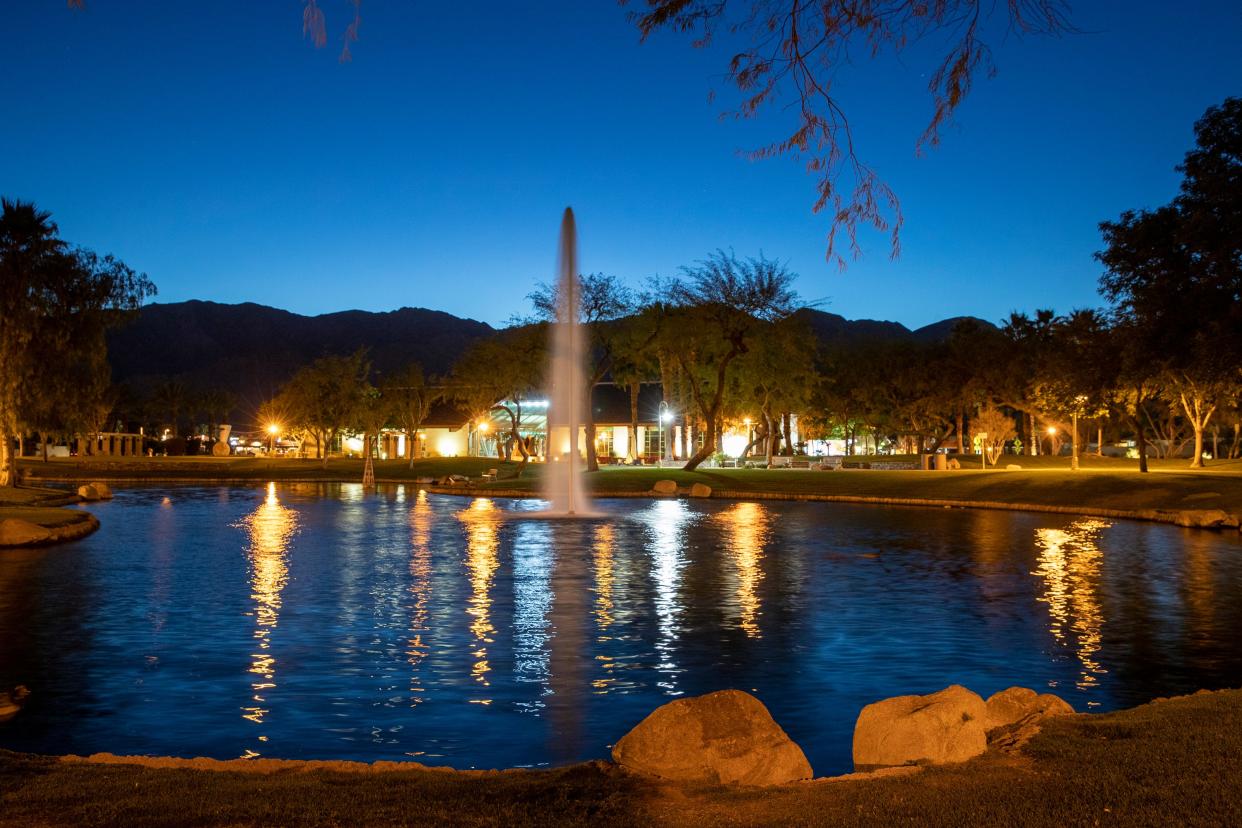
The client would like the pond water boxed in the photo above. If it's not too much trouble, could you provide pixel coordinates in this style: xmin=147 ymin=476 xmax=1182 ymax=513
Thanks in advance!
xmin=1 ymin=484 xmax=1240 ymax=775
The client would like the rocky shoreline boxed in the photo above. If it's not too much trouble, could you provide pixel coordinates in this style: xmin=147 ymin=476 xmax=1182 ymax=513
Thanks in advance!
xmin=2 ymin=686 xmax=1238 ymax=827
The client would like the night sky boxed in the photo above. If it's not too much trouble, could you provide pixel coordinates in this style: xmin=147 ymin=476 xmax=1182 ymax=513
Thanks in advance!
xmin=3 ymin=1 xmax=1240 ymax=328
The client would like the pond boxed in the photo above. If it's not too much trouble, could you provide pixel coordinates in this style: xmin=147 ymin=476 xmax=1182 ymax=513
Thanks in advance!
xmin=2 ymin=484 xmax=1240 ymax=775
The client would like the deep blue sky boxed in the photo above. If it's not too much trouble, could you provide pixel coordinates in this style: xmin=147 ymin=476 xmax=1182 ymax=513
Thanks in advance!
xmin=3 ymin=2 xmax=1240 ymax=329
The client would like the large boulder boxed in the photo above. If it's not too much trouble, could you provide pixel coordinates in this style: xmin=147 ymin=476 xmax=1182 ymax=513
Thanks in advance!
xmin=689 ymin=483 xmax=712 ymax=498
xmin=1171 ymin=509 xmax=1238 ymax=529
xmin=89 ymin=482 xmax=113 ymax=500
xmin=612 ymin=690 xmax=812 ymax=786
xmin=77 ymin=484 xmax=101 ymax=501
xmin=985 ymin=687 xmax=1074 ymax=731
xmin=852 ymin=685 xmax=988 ymax=769
xmin=0 ymin=519 xmax=52 ymax=546
xmin=652 ymin=479 xmax=678 ymax=495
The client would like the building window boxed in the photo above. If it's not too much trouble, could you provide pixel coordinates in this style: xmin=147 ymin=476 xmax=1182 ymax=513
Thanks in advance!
xmin=642 ymin=426 xmax=664 ymax=460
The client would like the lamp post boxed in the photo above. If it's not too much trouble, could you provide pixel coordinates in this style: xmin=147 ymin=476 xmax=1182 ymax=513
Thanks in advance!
xmin=1071 ymin=395 xmax=1087 ymax=471
xmin=659 ymin=401 xmax=673 ymax=464
xmin=267 ymin=423 xmax=279 ymax=456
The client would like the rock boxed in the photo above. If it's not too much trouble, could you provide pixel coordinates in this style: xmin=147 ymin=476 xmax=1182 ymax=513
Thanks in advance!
xmin=612 ymin=689 xmax=812 ymax=786
xmin=0 ymin=685 xmax=30 ymax=722
xmin=690 ymin=482 xmax=712 ymax=498
xmin=652 ymin=479 xmax=678 ymax=495
xmin=1171 ymin=509 xmax=1238 ymax=529
xmin=852 ymin=685 xmax=988 ymax=769
xmin=212 ymin=440 xmax=232 ymax=457
xmin=947 ymin=458 xmax=961 ymax=470
xmin=0 ymin=519 xmax=53 ymax=546
xmin=89 ymin=482 xmax=113 ymax=499
xmin=77 ymin=484 xmax=101 ymax=501
xmin=985 ymin=687 xmax=1074 ymax=730
xmin=983 ymin=687 xmax=1074 ymax=752
xmin=1006 ymin=464 xmax=1023 ymax=470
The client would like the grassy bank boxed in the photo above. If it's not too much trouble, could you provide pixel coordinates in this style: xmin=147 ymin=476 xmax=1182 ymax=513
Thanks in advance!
xmin=16 ymin=456 xmax=1242 ymax=519
xmin=1 ymin=689 xmax=1238 ymax=827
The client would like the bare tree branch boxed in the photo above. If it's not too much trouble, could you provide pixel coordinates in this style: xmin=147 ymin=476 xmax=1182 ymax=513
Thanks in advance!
xmin=623 ymin=1 xmax=1073 ymax=265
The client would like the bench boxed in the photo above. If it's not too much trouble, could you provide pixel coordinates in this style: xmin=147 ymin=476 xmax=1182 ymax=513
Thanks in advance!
xmin=481 ymin=468 xmax=498 ymax=482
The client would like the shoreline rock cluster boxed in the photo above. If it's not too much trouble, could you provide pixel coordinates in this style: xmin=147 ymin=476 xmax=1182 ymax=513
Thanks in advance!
xmin=609 ymin=685 xmax=1075 ymax=787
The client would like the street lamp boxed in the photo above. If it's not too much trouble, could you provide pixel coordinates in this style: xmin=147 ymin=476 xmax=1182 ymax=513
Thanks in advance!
xmin=1071 ymin=395 xmax=1087 ymax=471
xmin=659 ymin=401 xmax=673 ymax=463
xmin=266 ymin=423 xmax=279 ymax=456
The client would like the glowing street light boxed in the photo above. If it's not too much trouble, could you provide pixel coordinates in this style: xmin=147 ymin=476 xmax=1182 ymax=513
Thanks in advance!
xmin=659 ymin=401 xmax=674 ymax=462
xmin=266 ymin=423 xmax=279 ymax=455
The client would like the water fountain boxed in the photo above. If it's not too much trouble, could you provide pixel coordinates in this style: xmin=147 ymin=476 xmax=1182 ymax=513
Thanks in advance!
xmin=541 ymin=207 xmax=596 ymax=517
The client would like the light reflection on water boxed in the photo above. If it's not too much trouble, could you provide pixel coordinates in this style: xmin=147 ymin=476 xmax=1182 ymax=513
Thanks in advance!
xmin=716 ymin=501 xmax=770 ymax=638
xmin=1034 ymin=518 xmax=1108 ymax=698
xmin=458 ymin=499 xmax=500 ymax=694
xmin=236 ymin=482 xmax=297 ymax=754
xmin=407 ymin=490 xmax=432 ymax=707
xmin=1 ymin=484 xmax=1241 ymax=776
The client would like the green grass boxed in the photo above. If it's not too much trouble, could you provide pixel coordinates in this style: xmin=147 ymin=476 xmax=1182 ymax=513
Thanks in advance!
xmin=0 ymin=506 xmax=90 ymax=528
xmin=2 ymin=690 xmax=1239 ymax=826
xmin=0 ymin=485 xmax=75 ymax=507
xmin=17 ymin=455 xmax=1242 ymax=517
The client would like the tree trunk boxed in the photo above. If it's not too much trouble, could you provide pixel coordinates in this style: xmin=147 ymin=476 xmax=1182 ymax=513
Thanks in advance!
xmin=0 ymin=434 xmax=13 ymax=488
xmin=955 ymin=411 xmax=965 ymax=454
xmin=1179 ymin=391 xmax=1215 ymax=469
xmin=1131 ymin=413 xmax=1149 ymax=474
xmin=629 ymin=382 xmax=640 ymax=463
xmin=585 ymin=421 xmax=598 ymax=472
xmin=1097 ymin=425 xmax=1103 ymax=457
xmin=41 ymin=432 xmax=49 ymax=462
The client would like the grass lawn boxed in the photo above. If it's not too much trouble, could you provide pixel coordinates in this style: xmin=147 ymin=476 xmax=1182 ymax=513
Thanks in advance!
xmin=16 ymin=455 xmax=1242 ymax=517
xmin=1 ymin=690 xmax=1238 ymax=827
xmin=0 ymin=485 xmax=76 ymax=507
xmin=0 ymin=506 xmax=91 ymax=528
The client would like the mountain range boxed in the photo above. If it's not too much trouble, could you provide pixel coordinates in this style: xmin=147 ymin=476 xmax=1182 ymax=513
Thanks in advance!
xmin=106 ymin=300 xmax=995 ymax=407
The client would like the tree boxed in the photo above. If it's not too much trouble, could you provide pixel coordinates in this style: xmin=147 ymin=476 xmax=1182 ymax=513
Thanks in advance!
xmin=625 ymin=1 xmax=1073 ymax=263
xmin=1097 ymin=98 xmax=1242 ymax=468
xmin=150 ymin=379 xmax=189 ymax=437
xmin=0 ymin=198 xmax=154 ymax=486
xmin=276 ymin=349 xmax=372 ymax=468
xmin=450 ymin=326 xmax=546 ymax=475
xmin=661 ymin=251 xmax=800 ymax=470
xmin=971 ymin=406 xmax=1016 ymax=468
xmin=382 ymin=362 xmax=441 ymax=467
xmin=732 ymin=318 xmax=819 ymax=465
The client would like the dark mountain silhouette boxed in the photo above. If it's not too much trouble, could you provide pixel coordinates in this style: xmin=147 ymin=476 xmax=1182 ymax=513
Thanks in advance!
xmin=107 ymin=301 xmax=494 ymax=409
xmin=792 ymin=309 xmax=995 ymax=347
xmin=107 ymin=301 xmax=995 ymax=418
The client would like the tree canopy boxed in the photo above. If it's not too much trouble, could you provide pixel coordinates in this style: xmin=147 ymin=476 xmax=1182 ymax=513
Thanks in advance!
xmin=0 ymin=198 xmax=155 ymax=485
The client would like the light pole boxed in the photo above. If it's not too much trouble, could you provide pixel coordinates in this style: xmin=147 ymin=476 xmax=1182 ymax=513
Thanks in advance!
xmin=1071 ymin=395 xmax=1086 ymax=471
xmin=267 ymin=423 xmax=279 ymax=456
xmin=659 ymin=401 xmax=673 ymax=464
